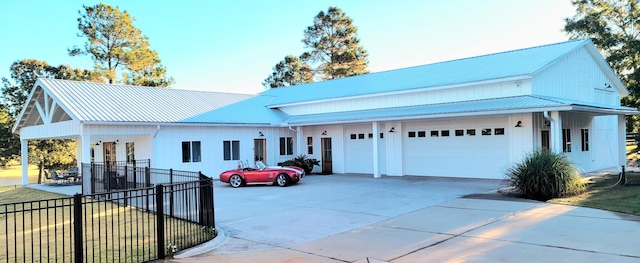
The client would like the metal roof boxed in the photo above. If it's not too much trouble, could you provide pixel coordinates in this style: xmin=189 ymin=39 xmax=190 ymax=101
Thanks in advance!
xmin=283 ymin=95 xmax=637 ymax=125
xmin=17 ymin=78 xmax=253 ymax=127
xmin=182 ymin=95 xmax=289 ymax=125
xmin=261 ymin=39 xmax=598 ymax=107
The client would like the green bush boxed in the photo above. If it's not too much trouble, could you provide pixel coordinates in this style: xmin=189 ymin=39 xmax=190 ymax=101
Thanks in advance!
xmin=505 ymin=149 xmax=585 ymax=201
xmin=281 ymin=155 xmax=319 ymax=175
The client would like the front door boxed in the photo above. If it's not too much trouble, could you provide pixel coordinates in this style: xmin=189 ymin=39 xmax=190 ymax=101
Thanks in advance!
xmin=541 ymin=130 xmax=550 ymax=150
xmin=321 ymin=138 xmax=332 ymax=174
xmin=254 ymin=139 xmax=266 ymax=163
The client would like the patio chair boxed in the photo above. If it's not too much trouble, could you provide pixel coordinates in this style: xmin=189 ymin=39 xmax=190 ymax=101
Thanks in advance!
xmin=47 ymin=169 xmax=69 ymax=184
xmin=65 ymin=167 xmax=79 ymax=182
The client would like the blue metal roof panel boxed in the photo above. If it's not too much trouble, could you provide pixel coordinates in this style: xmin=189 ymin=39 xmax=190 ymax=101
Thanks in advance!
xmin=182 ymin=95 xmax=289 ymax=125
xmin=262 ymin=39 xmax=590 ymax=106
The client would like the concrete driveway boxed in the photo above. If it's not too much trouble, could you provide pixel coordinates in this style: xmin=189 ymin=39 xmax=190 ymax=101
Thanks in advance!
xmin=170 ymin=174 xmax=640 ymax=262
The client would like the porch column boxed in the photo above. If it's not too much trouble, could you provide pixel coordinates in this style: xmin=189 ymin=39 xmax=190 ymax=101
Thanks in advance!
xmin=21 ymin=139 xmax=28 ymax=186
xmin=549 ymin=111 xmax=563 ymax=153
xmin=79 ymin=134 xmax=92 ymax=194
xmin=296 ymin=126 xmax=304 ymax=156
xmin=372 ymin=122 xmax=381 ymax=178
xmin=618 ymin=115 xmax=626 ymax=171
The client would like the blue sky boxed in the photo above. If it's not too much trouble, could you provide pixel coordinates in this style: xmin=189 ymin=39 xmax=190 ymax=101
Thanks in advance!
xmin=0 ymin=0 xmax=575 ymax=94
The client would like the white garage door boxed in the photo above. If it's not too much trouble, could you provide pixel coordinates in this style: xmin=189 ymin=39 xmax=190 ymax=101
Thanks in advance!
xmin=344 ymin=125 xmax=373 ymax=174
xmin=402 ymin=118 xmax=510 ymax=179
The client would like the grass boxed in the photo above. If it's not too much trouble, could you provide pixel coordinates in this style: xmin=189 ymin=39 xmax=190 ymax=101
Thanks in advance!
xmin=0 ymin=187 xmax=215 ymax=262
xmin=0 ymin=164 xmax=41 ymax=186
xmin=549 ymin=172 xmax=640 ymax=216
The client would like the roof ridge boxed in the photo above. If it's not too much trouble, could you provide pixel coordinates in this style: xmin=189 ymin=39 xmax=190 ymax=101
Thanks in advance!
xmin=39 ymin=78 xmax=254 ymax=96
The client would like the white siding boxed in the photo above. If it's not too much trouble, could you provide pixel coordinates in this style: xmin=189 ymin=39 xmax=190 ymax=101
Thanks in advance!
xmin=533 ymin=47 xmax=622 ymax=105
xmin=279 ymin=80 xmax=531 ymax=116
xmin=19 ymin=120 xmax=82 ymax=139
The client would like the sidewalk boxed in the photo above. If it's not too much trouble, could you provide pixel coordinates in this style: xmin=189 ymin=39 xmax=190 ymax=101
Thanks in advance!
xmin=171 ymin=193 xmax=640 ymax=263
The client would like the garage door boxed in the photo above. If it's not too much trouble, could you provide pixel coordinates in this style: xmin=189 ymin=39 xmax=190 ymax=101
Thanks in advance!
xmin=402 ymin=118 xmax=509 ymax=179
xmin=344 ymin=125 xmax=373 ymax=174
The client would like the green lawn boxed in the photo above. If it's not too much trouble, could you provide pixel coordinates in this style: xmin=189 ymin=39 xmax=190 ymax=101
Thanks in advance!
xmin=0 ymin=164 xmax=41 ymax=186
xmin=549 ymin=172 xmax=640 ymax=216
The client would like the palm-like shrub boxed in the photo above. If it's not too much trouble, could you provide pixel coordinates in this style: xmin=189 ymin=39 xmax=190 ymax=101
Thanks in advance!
xmin=281 ymin=155 xmax=320 ymax=175
xmin=505 ymin=149 xmax=585 ymax=201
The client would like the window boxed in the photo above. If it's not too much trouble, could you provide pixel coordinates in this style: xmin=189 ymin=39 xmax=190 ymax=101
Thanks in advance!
xmin=350 ymin=134 xmax=357 ymax=140
xmin=280 ymin=137 xmax=293 ymax=155
xmin=562 ymin=129 xmax=571 ymax=152
xmin=192 ymin=141 xmax=201 ymax=162
xmin=455 ymin=130 xmax=464 ymax=136
xmin=126 ymin=142 xmax=135 ymax=163
xmin=368 ymin=133 xmax=373 ymax=139
xmin=182 ymin=142 xmax=191 ymax=162
xmin=380 ymin=133 xmax=384 ymax=139
xmin=430 ymin=131 xmax=439 ymax=137
xmin=494 ymin=128 xmax=505 ymax=135
xmin=307 ymin=137 xmax=313 ymax=154
xmin=581 ymin=129 xmax=589 ymax=151
xmin=418 ymin=131 xmax=426 ymax=137
xmin=182 ymin=141 xmax=201 ymax=162
xmin=358 ymin=133 xmax=365 ymax=139
xmin=408 ymin=131 xmax=416 ymax=138
xmin=467 ymin=129 xmax=476 ymax=136
xmin=482 ymin=128 xmax=492 ymax=135
xmin=441 ymin=130 xmax=450 ymax=137
xmin=224 ymin=140 xmax=240 ymax=160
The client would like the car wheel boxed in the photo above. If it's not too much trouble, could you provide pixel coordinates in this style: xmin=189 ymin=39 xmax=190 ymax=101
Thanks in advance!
xmin=229 ymin=175 xmax=243 ymax=188
xmin=276 ymin=173 xmax=289 ymax=187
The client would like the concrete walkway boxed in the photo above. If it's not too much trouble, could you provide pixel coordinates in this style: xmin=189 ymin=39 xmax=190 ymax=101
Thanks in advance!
xmin=168 ymin=175 xmax=640 ymax=262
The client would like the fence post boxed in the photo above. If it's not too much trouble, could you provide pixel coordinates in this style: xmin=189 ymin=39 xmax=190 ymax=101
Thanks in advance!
xmin=198 ymin=173 xmax=215 ymax=228
xmin=156 ymin=184 xmax=165 ymax=259
xmin=169 ymin=169 xmax=174 ymax=217
xmin=73 ymin=194 xmax=83 ymax=263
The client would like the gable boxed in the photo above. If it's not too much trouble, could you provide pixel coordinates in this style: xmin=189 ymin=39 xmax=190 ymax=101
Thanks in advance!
xmin=13 ymin=82 xmax=76 ymax=132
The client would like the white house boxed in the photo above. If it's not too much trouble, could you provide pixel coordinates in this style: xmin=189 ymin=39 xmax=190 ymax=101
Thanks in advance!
xmin=13 ymin=39 xmax=637 ymax=193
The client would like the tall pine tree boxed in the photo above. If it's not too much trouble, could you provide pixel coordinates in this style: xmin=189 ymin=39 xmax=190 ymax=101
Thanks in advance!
xmin=263 ymin=6 xmax=368 ymax=88
xmin=69 ymin=3 xmax=174 ymax=87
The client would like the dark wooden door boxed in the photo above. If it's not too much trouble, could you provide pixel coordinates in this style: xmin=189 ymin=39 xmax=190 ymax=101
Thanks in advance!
xmin=321 ymin=138 xmax=332 ymax=174
xmin=541 ymin=130 xmax=550 ymax=150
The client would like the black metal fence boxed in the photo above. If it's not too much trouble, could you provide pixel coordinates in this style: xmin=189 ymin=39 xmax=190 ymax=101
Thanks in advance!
xmin=86 ymin=160 xmax=202 ymax=194
xmin=0 ymin=176 xmax=215 ymax=262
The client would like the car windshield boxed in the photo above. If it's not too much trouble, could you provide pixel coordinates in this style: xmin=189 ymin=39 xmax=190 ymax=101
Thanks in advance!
xmin=255 ymin=161 xmax=267 ymax=170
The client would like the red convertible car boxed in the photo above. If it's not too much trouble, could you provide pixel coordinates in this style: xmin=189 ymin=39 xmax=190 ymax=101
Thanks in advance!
xmin=219 ymin=161 xmax=305 ymax=188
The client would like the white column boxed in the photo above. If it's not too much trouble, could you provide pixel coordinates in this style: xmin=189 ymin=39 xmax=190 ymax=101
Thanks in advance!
xmin=79 ymin=134 xmax=92 ymax=194
xmin=21 ymin=139 xmax=28 ymax=186
xmin=550 ymin=111 xmax=563 ymax=153
xmin=618 ymin=115 xmax=626 ymax=171
xmin=372 ymin=121 xmax=380 ymax=178
xmin=296 ymin=126 xmax=304 ymax=156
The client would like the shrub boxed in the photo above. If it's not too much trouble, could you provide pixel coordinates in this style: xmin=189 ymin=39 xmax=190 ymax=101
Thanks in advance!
xmin=281 ymin=155 xmax=319 ymax=174
xmin=505 ymin=149 xmax=585 ymax=201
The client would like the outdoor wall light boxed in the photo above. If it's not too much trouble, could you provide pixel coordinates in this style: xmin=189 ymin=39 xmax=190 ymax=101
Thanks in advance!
xmin=95 ymin=141 xmax=102 ymax=146
xmin=389 ymin=127 xmax=395 ymax=133
xmin=321 ymin=131 xmax=327 ymax=135
xmin=259 ymin=131 xmax=264 ymax=137
xmin=114 ymin=139 xmax=119 ymax=144
xmin=515 ymin=121 xmax=522 ymax=127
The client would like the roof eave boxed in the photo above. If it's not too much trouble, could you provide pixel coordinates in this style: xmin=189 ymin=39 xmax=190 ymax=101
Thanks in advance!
xmin=284 ymin=105 xmax=574 ymax=126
